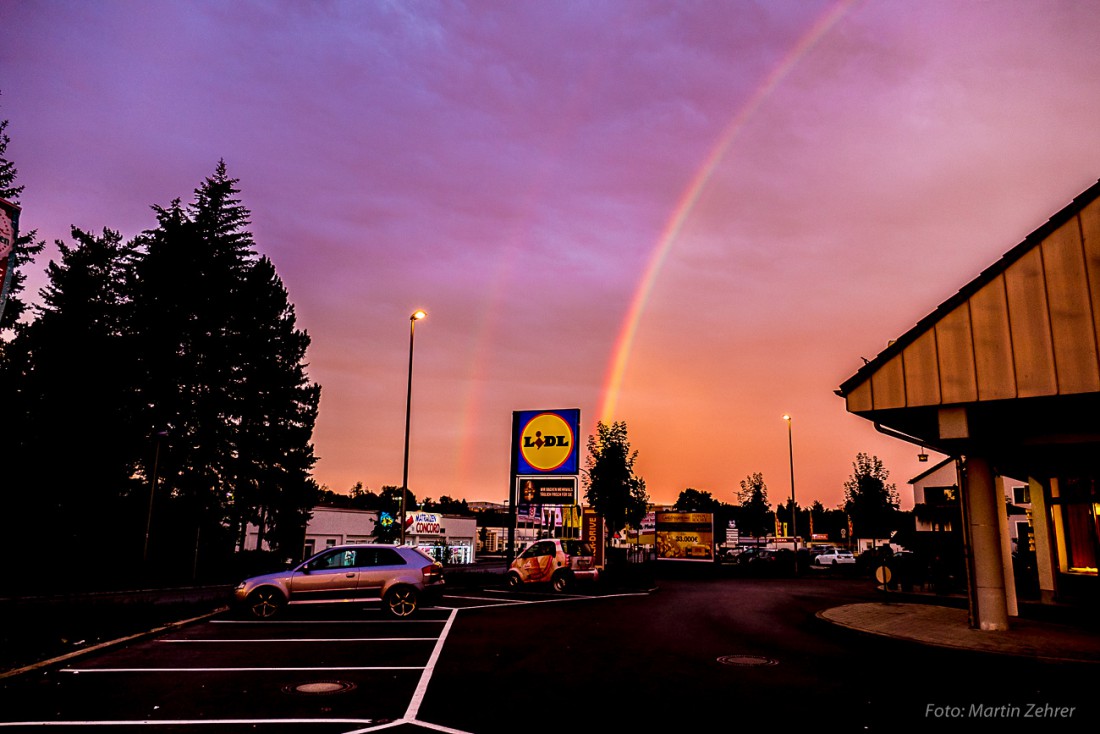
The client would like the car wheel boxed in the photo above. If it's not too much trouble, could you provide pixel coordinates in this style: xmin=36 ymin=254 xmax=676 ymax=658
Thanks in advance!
xmin=246 ymin=588 xmax=285 ymax=620
xmin=506 ymin=571 xmax=523 ymax=589
xmin=551 ymin=571 xmax=573 ymax=593
xmin=384 ymin=586 xmax=419 ymax=619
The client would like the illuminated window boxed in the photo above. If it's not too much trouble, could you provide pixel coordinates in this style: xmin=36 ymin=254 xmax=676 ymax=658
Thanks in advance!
xmin=1058 ymin=477 xmax=1098 ymax=575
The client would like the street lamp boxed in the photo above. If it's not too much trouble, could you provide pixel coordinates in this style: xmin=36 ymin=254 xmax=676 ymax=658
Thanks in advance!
xmin=400 ymin=309 xmax=427 ymax=545
xmin=782 ymin=414 xmax=796 ymax=551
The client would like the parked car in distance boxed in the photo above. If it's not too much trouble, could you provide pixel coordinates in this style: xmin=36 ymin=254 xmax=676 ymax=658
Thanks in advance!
xmin=814 ymin=548 xmax=856 ymax=566
xmin=507 ymin=538 xmax=600 ymax=591
xmin=745 ymin=548 xmax=797 ymax=575
xmin=234 ymin=544 xmax=445 ymax=620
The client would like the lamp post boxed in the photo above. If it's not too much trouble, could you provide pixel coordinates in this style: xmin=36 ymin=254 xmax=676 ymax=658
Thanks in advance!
xmin=143 ymin=430 xmax=168 ymax=566
xmin=782 ymin=414 xmax=796 ymax=551
xmin=400 ymin=310 xmax=427 ymax=546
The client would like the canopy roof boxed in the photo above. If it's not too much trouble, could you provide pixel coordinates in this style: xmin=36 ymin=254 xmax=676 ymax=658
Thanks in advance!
xmin=838 ymin=178 xmax=1100 ymax=478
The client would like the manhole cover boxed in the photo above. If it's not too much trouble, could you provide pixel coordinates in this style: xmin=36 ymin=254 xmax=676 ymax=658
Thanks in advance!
xmin=717 ymin=655 xmax=778 ymax=667
xmin=283 ymin=680 xmax=357 ymax=695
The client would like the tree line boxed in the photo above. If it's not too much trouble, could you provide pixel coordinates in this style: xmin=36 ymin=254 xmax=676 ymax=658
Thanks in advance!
xmin=672 ymin=452 xmax=902 ymax=544
xmin=1 ymin=114 xmax=319 ymax=589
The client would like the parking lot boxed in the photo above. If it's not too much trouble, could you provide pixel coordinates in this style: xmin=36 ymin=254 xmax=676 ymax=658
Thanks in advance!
xmin=0 ymin=584 xmax=648 ymax=732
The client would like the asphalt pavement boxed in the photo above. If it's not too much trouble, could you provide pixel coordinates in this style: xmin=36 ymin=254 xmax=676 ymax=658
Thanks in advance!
xmin=4 ymin=564 xmax=1100 ymax=681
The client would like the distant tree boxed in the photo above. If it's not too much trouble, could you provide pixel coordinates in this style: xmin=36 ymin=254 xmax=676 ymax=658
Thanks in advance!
xmin=843 ymin=453 xmax=900 ymax=541
xmin=426 ymin=495 xmax=471 ymax=515
xmin=737 ymin=472 xmax=772 ymax=540
xmin=674 ymin=488 xmax=720 ymax=513
xmin=348 ymin=482 xmax=382 ymax=510
xmin=374 ymin=485 xmax=413 ymax=544
xmin=583 ymin=421 xmax=649 ymax=543
xmin=315 ymin=486 xmax=352 ymax=508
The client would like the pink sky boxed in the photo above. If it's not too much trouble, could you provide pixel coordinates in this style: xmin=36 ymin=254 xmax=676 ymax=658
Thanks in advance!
xmin=5 ymin=1 xmax=1100 ymax=511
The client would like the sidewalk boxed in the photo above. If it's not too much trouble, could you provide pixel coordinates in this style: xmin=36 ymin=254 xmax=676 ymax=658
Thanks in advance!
xmin=819 ymin=600 xmax=1100 ymax=663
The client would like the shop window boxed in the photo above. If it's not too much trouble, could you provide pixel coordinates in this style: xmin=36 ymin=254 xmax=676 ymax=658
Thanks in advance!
xmin=1058 ymin=477 xmax=1098 ymax=575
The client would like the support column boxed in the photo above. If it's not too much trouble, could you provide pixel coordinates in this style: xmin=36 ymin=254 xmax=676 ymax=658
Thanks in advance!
xmin=1028 ymin=477 xmax=1057 ymax=604
xmin=963 ymin=457 xmax=1010 ymax=631
xmin=994 ymin=475 xmax=1018 ymax=617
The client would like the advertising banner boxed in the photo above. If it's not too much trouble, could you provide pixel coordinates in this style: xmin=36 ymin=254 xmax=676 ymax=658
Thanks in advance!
xmin=516 ymin=476 xmax=578 ymax=507
xmin=655 ymin=512 xmax=714 ymax=562
xmin=404 ymin=511 xmax=442 ymax=535
xmin=513 ymin=408 xmax=580 ymax=475
xmin=0 ymin=198 xmax=21 ymax=325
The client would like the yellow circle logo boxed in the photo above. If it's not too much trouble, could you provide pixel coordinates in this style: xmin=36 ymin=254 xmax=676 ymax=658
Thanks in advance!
xmin=520 ymin=413 xmax=575 ymax=472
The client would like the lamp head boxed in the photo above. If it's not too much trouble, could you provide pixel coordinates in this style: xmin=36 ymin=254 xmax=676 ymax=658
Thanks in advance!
xmin=782 ymin=414 xmax=791 ymax=422
xmin=411 ymin=310 xmax=427 ymax=321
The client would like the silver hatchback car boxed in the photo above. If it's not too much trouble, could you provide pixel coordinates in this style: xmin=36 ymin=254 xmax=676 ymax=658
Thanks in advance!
xmin=234 ymin=544 xmax=445 ymax=619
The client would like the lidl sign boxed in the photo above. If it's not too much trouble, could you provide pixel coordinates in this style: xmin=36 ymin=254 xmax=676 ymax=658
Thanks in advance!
xmin=514 ymin=409 xmax=580 ymax=475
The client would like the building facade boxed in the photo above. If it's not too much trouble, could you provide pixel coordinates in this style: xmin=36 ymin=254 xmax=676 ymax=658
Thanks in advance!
xmin=244 ymin=506 xmax=477 ymax=564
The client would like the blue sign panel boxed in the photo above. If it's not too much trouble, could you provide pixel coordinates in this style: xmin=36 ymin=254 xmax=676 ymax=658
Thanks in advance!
xmin=514 ymin=408 xmax=580 ymax=475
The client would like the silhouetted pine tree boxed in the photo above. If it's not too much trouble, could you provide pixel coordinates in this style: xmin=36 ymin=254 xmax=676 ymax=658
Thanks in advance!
xmin=131 ymin=162 xmax=319 ymax=572
xmin=1 ymin=227 xmax=142 ymax=584
xmin=228 ymin=255 xmax=320 ymax=554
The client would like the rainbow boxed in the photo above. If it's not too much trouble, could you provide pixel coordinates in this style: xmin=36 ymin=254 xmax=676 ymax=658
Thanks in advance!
xmin=598 ymin=0 xmax=857 ymax=424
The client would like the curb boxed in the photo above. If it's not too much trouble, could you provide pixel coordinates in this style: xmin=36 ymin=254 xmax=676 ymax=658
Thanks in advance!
xmin=0 ymin=606 xmax=229 ymax=681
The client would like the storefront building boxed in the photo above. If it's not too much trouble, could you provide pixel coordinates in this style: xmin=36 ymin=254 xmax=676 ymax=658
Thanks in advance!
xmin=838 ymin=178 xmax=1100 ymax=630
xmin=404 ymin=512 xmax=477 ymax=565
xmin=244 ymin=507 xmax=477 ymax=564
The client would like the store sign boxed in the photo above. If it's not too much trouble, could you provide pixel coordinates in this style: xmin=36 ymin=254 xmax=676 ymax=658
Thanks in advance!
xmin=582 ymin=508 xmax=605 ymax=568
xmin=514 ymin=409 xmax=580 ymax=475
xmin=406 ymin=512 xmax=441 ymax=535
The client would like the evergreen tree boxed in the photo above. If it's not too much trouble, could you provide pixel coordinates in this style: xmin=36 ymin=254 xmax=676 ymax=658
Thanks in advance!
xmin=229 ymin=255 xmax=320 ymax=553
xmin=129 ymin=162 xmax=320 ymax=571
xmin=1 ymin=227 xmax=141 ymax=583
xmin=583 ymin=421 xmax=649 ymax=543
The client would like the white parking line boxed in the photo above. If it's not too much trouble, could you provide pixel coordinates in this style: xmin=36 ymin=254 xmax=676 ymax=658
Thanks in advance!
xmin=160 ymin=638 xmax=434 ymax=643
xmin=454 ymin=590 xmax=651 ymax=611
xmin=405 ymin=607 xmax=458 ymax=726
xmin=9 ymin=589 xmax=646 ymax=733
xmin=212 ymin=618 xmax=446 ymax=624
xmin=62 ymin=666 xmax=424 ymax=673
xmin=440 ymin=594 xmax=532 ymax=604
xmin=0 ymin=718 xmax=376 ymax=728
